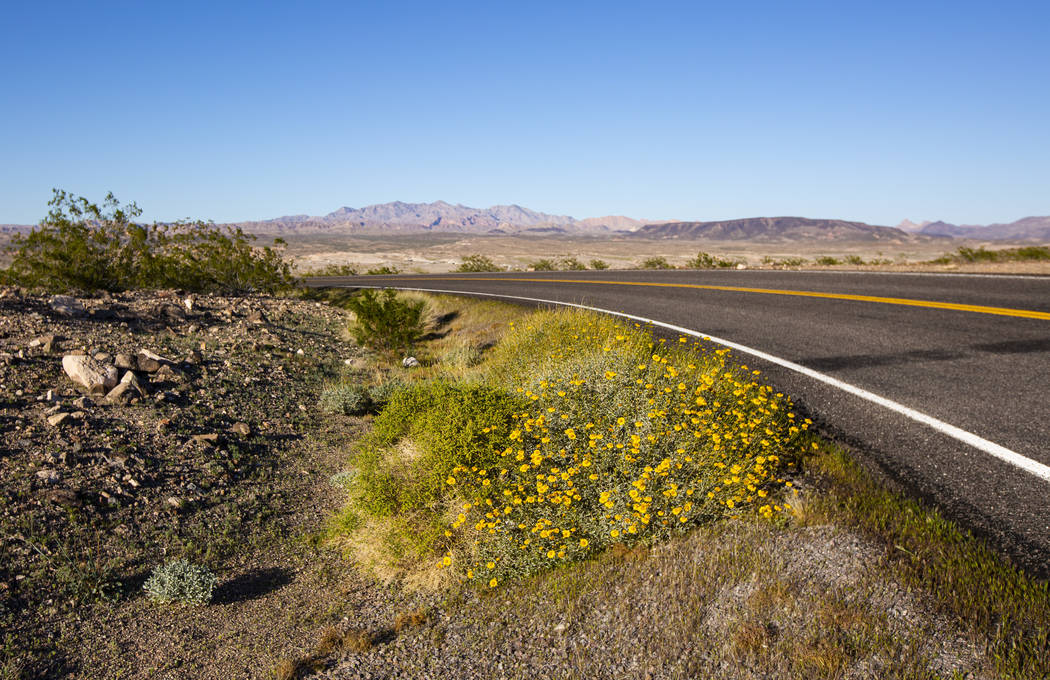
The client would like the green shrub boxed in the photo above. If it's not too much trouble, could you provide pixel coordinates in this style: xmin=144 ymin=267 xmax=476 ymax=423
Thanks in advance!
xmin=346 ymin=289 xmax=427 ymax=353
xmin=589 ymin=259 xmax=609 ymax=270
xmin=560 ymin=257 xmax=587 ymax=271
xmin=365 ymin=265 xmax=401 ymax=275
xmin=686 ymin=251 xmax=738 ymax=269
xmin=143 ymin=559 xmax=217 ymax=605
xmin=528 ymin=259 xmax=558 ymax=271
xmin=815 ymin=256 xmax=841 ymax=266
xmin=455 ymin=255 xmax=503 ymax=272
xmin=3 ymin=190 xmax=293 ymax=294
xmin=1013 ymin=246 xmax=1050 ymax=260
xmin=844 ymin=255 xmax=865 ymax=265
xmin=639 ymin=256 xmax=673 ymax=269
xmin=320 ymin=382 xmax=373 ymax=415
xmin=351 ymin=381 xmax=526 ymax=515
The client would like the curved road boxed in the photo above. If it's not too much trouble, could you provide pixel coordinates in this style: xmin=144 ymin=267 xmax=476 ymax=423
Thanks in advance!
xmin=308 ymin=270 xmax=1050 ymax=577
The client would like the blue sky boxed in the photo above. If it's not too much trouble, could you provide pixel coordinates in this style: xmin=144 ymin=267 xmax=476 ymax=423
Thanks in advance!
xmin=2 ymin=0 xmax=1047 ymax=226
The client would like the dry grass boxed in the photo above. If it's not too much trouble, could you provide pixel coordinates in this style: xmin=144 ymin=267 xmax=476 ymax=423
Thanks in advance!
xmin=340 ymin=628 xmax=374 ymax=653
xmin=273 ymin=656 xmax=312 ymax=680
xmin=393 ymin=608 xmax=428 ymax=632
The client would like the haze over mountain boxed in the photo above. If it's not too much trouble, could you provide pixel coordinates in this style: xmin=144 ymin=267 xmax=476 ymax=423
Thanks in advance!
xmin=909 ymin=216 xmax=1050 ymax=241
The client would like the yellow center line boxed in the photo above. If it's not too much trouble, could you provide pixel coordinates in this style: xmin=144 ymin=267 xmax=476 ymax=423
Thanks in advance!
xmin=380 ymin=276 xmax=1050 ymax=320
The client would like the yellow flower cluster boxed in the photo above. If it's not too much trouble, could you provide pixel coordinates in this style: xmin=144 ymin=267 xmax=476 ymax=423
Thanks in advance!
xmin=439 ymin=316 xmax=806 ymax=586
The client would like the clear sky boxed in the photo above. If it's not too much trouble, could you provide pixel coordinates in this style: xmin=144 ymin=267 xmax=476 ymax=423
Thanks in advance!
xmin=2 ymin=0 xmax=1047 ymax=226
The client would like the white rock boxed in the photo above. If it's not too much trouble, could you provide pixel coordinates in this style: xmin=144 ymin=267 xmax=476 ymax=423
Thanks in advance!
xmin=62 ymin=355 xmax=119 ymax=393
xmin=402 ymin=356 xmax=420 ymax=368
xmin=736 ymin=263 xmax=747 ymax=270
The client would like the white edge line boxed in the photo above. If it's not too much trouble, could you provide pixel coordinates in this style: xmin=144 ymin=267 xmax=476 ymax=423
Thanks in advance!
xmin=344 ymin=284 xmax=1050 ymax=485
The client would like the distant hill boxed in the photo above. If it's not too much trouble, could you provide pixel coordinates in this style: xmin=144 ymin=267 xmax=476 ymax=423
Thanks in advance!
xmin=917 ymin=216 xmax=1050 ymax=241
xmin=634 ymin=217 xmax=920 ymax=242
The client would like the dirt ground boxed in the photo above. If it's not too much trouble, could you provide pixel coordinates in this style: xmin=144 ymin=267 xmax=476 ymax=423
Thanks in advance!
xmin=282 ymin=233 xmax=1050 ymax=276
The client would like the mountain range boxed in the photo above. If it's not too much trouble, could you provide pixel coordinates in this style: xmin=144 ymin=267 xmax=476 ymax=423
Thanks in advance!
xmin=896 ymin=216 xmax=1050 ymax=241
xmin=3 ymin=202 xmax=1048 ymax=242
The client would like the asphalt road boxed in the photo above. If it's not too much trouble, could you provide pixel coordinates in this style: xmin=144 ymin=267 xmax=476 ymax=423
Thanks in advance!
xmin=308 ymin=270 xmax=1050 ymax=577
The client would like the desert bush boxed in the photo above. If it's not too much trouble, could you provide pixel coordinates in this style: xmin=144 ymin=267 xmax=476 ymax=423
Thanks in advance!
xmin=589 ymin=259 xmax=609 ymax=270
xmin=143 ymin=559 xmax=217 ymax=605
xmin=939 ymin=245 xmax=1050 ymax=264
xmin=687 ymin=251 xmax=738 ymax=269
xmin=560 ymin=257 xmax=587 ymax=271
xmin=528 ymin=259 xmax=558 ymax=271
xmin=346 ymin=289 xmax=427 ymax=353
xmin=815 ymin=256 xmax=841 ymax=266
xmin=365 ymin=265 xmax=401 ymax=275
xmin=455 ymin=254 xmax=503 ymax=272
xmin=3 ymin=190 xmax=293 ymax=294
xmin=639 ymin=256 xmax=673 ymax=269
xmin=844 ymin=255 xmax=865 ymax=265
xmin=299 ymin=263 xmax=359 ymax=277
xmin=320 ymin=382 xmax=373 ymax=415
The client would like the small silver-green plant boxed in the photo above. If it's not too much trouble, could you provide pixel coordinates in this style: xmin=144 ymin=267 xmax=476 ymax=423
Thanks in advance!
xmin=320 ymin=382 xmax=372 ymax=415
xmin=143 ymin=559 xmax=217 ymax=605
xmin=368 ymin=380 xmax=405 ymax=409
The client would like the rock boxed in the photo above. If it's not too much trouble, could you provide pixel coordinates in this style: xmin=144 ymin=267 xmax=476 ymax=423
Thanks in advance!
xmin=49 ymin=295 xmax=84 ymax=316
xmin=139 ymin=349 xmax=172 ymax=363
xmin=153 ymin=364 xmax=186 ymax=383
xmin=183 ymin=296 xmax=195 ymax=312
xmin=296 ymin=348 xmax=305 ymax=356
xmin=36 ymin=469 xmax=61 ymax=484
xmin=72 ymin=396 xmax=93 ymax=409
xmin=230 ymin=422 xmax=251 ymax=437
xmin=47 ymin=412 xmax=71 ymax=427
xmin=189 ymin=433 xmax=221 ymax=446
xmin=166 ymin=496 xmax=184 ymax=510
xmin=29 ymin=334 xmax=58 ymax=353
xmin=137 ymin=349 xmax=171 ymax=373
xmin=402 ymin=356 xmax=420 ymax=368
xmin=736 ymin=263 xmax=748 ymax=270
xmin=45 ymin=489 xmax=80 ymax=507
xmin=161 ymin=304 xmax=186 ymax=321
xmin=185 ymin=350 xmax=203 ymax=365
xmin=93 ymin=351 xmax=113 ymax=363
xmin=62 ymin=355 xmax=119 ymax=394
xmin=114 ymin=353 xmax=136 ymax=370
xmin=104 ymin=381 xmax=135 ymax=405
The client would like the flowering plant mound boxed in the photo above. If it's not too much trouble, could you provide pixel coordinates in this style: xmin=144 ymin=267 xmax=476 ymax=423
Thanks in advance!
xmin=339 ymin=310 xmax=808 ymax=588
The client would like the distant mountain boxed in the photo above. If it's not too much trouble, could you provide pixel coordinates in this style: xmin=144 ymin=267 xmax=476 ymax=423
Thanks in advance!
xmin=918 ymin=216 xmax=1050 ymax=241
xmin=634 ymin=217 xmax=920 ymax=242
xmin=234 ymin=201 xmax=598 ymax=235
xmin=896 ymin=219 xmax=933 ymax=232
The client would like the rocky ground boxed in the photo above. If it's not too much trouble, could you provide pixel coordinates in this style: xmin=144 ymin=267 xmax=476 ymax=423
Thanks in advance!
xmin=0 ymin=287 xmax=1019 ymax=679
xmin=0 ymin=287 xmax=415 ymax=679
